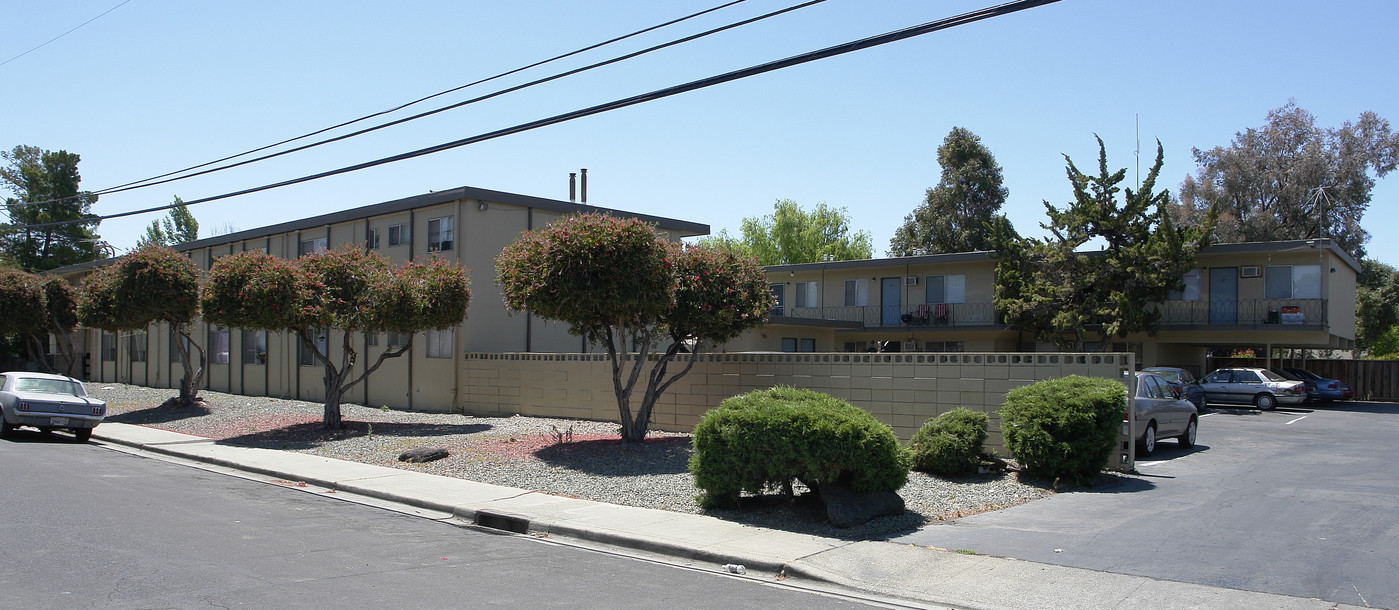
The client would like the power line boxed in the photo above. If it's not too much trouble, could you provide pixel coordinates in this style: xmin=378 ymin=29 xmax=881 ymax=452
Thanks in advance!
xmin=0 ymin=0 xmax=133 ymax=68
xmin=5 ymin=0 xmax=1063 ymax=231
xmin=73 ymin=0 xmax=826 ymax=199
xmin=21 ymin=0 xmax=750 ymax=207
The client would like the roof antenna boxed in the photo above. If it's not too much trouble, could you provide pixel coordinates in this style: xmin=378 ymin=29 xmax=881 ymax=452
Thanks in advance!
xmin=1134 ymin=113 xmax=1140 ymax=191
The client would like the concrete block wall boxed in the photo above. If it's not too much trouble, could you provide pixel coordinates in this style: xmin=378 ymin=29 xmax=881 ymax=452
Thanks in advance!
xmin=461 ymin=352 xmax=1135 ymax=454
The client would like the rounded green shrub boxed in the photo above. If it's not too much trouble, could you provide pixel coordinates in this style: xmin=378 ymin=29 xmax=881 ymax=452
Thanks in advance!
xmin=909 ymin=408 xmax=989 ymax=476
xmin=689 ymin=387 xmax=910 ymax=508
xmin=1000 ymin=375 xmax=1125 ymax=485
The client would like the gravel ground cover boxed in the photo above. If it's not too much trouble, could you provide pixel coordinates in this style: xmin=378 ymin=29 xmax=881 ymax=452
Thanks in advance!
xmin=90 ymin=383 xmax=1055 ymax=539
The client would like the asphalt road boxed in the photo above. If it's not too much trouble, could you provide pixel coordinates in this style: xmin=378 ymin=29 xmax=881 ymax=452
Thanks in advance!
xmin=893 ymin=400 xmax=1399 ymax=609
xmin=0 ymin=431 xmax=885 ymax=609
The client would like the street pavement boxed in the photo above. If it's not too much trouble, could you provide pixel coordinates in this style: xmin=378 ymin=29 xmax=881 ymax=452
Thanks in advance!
xmin=62 ymin=420 xmax=1370 ymax=610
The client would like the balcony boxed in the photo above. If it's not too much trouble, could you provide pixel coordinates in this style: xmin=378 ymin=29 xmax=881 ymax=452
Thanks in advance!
xmin=771 ymin=302 xmax=1001 ymax=329
xmin=1152 ymin=299 xmax=1328 ymax=328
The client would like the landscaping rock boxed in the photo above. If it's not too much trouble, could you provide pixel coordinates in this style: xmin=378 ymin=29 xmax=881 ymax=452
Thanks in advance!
xmin=398 ymin=447 xmax=449 ymax=463
xmin=819 ymin=480 xmax=905 ymax=528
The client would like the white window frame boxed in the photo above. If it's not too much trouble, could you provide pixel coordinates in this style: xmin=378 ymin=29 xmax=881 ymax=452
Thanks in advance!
xmin=128 ymin=331 xmax=148 ymax=363
xmin=925 ymin=274 xmax=966 ymax=304
xmin=843 ymin=279 xmax=868 ymax=307
xmin=1169 ymin=270 xmax=1201 ymax=301
xmin=1265 ymin=264 xmax=1321 ymax=300
xmin=298 ymin=237 xmax=327 ymax=257
xmin=794 ymin=281 xmax=818 ymax=308
xmin=298 ymin=329 xmax=328 ymax=366
xmin=387 ymin=331 xmax=411 ymax=348
xmin=427 ymin=216 xmax=454 ymax=253
xmin=209 ymin=327 xmax=230 ymax=365
xmin=241 ymin=329 xmax=267 ymax=365
xmin=426 ymin=328 xmax=454 ymax=358
xmin=366 ymin=228 xmax=380 ymax=250
xmin=388 ymin=224 xmax=409 ymax=247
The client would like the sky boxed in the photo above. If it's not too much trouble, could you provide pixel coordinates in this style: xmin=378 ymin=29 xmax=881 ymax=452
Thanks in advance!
xmin=3 ymin=0 xmax=1397 ymax=266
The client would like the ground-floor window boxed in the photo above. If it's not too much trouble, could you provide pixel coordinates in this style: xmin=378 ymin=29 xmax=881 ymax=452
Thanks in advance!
xmin=426 ymin=328 xmax=453 ymax=358
xmin=298 ymin=329 xmax=327 ymax=366
xmin=781 ymin=337 xmax=816 ymax=352
xmin=242 ymin=330 xmax=267 ymax=365
xmin=924 ymin=341 xmax=964 ymax=352
xmin=128 ymin=331 xmax=148 ymax=362
xmin=209 ymin=328 xmax=230 ymax=364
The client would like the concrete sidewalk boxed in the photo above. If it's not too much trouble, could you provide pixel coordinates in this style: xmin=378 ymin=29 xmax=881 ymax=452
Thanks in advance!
xmin=92 ymin=423 xmax=1359 ymax=610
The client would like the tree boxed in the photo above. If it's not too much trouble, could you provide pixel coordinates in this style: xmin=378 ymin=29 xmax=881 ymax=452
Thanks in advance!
xmin=1173 ymin=101 xmax=1399 ymax=260
xmin=0 ymin=145 xmax=103 ymax=271
xmin=78 ymin=247 xmax=206 ymax=405
xmin=0 ymin=271 xmax=79 ymax=375
xmin=890 ymin=127 xmax=1010 ymax=256
xmin=698 ymin=199 xmax=872 ymax=265
xmin=135 ymin=197 xmax=199 ymax=248
xmin=201 ymin=245 xmax=470 ymax=429
xmin=496 ymin=213 xmax=772 ymax=443
xmin=1356 ymin=259 xmax=1399 ymax=357
xmin=993 ymin=138 xmax=1211 ymax=350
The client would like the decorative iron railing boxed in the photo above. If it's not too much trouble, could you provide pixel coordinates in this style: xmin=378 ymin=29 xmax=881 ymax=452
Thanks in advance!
xmin=1150 ymin=299 xmax=1327 ymax=328
xmin=773 ymin=302 xmax=1001 ymax=328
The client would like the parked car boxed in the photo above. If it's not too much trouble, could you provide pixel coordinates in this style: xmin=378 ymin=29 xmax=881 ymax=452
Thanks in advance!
xmin=1142 ymin=366 xmax=1206 ymax=410
xmin=1281 ymin=367 xmax=1346 ymax=402
xmin=1198 ymin=368 xmax=1307 ymax=411
xmin=0 ymin=372 xmax=106 ymax=442
xmin=1133 ymin=371 xmax=1199 ymax=456
xmin=1269 ymin=368 xmax=1318 ymax=403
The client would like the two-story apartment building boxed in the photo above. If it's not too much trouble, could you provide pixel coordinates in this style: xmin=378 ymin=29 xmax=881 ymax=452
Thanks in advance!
xmin=726 ymin=239 xmax=1359 ymax=375
xmin=55 ymin=186 xmax=707 ymax=411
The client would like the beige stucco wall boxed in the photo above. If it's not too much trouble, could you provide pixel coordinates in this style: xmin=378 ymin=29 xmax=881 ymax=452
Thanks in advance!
xmin=460 ymin=351 xmax=1134 ymax=455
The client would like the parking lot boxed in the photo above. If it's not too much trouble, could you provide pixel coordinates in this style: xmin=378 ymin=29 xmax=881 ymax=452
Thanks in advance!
xmin=893 ymin=400 xmax=1399 ymax=609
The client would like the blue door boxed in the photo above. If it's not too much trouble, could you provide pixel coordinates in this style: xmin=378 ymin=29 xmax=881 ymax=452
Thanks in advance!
xmin=1210 ymin=268 xmax=1237 ymax=324
xmin=881 ymin=278 xmax=901 ymax=326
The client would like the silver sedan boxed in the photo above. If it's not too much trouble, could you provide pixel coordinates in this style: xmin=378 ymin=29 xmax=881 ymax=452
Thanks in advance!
xmin=0 ymin=372 xmax=106 ymax=442
xmin=1133 ymin=372 xmax=1199 ymax=456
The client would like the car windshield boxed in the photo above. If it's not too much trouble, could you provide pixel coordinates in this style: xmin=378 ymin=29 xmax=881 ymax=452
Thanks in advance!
xmin=1259 ymin=369 xmax=1290 ymax=382
xmin=13 ymin=377 xmax=85 ymax=397
xmin=1290 ymin=369 xmax=1323 ymax=381
xmin=1148 ymin=369 xmax=1182 ymax=383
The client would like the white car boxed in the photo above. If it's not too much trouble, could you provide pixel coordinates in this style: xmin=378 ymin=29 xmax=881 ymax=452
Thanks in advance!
xmin=0 ymin=372 xmax=106 ymax=442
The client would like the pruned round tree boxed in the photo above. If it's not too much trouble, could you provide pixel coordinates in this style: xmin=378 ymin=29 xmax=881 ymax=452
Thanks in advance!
xmin=201 ymin=244 xmax=470 ymax=429
xmin=496 ymin=212 xmax=773 ymax=443
xmin=78 ymin=246 xmax=205 ymax=405
xmin=0 ymin=270 xmax=49 ymax=365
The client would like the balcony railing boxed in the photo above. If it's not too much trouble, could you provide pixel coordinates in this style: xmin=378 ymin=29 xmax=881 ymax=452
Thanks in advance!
xmin=1151 ymin=299 xmax=1327 ymax=328
xmin=773 ymin=302 xmax=1000 ymax=328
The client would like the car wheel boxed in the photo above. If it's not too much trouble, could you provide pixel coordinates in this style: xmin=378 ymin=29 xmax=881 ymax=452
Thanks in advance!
xmin=1138 ymin=422 xmax=1157 ymax=456
xmin=73 ymin=428 xmax=92 ymax=443
xmin=1254 ymin=393 xmax=1277 ymax=411
xmin=1179 ymin=416 xmax=1197 ymax=448
xmin=0 ymin=419 xmax=15 ymax=439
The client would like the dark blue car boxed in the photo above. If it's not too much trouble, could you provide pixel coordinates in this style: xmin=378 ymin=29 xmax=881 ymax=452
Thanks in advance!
xmin=1142 ymin=367 xmax=1206 ymax=410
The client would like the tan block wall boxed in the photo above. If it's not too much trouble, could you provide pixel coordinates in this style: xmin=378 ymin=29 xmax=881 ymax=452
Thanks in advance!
xmin=461 ymin=351 xmax=1134 ymax=454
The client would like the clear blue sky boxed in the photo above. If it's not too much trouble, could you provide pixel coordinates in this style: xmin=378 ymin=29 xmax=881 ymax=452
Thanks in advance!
xmin=3 ymin=0 xmax=1396 ymax=265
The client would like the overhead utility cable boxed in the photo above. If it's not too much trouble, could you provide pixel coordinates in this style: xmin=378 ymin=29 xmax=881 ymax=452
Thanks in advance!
xmin=0 ymin=0 xmax=133 ymax=68
xmin=82 ymin=0 xmax=749 ymax=198
xmin=8 ymin=0 xmax=1062 ymax=230
xmin=68 ymin=0 xmax=822 ymax=200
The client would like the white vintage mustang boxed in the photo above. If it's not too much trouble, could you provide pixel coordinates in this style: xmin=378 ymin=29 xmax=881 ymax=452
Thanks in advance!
xmin=0 ymin=372 xmax=106 ymax=442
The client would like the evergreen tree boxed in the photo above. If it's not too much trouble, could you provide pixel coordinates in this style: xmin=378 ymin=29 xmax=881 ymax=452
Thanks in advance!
xmin=0 ymin=145 xmax=102 ymax=271
xmin=890 ymin=127 xmax=1009 ymax=256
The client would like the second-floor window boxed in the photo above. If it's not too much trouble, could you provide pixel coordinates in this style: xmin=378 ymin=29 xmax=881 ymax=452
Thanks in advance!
xmin=366 ymin=228 xmax=380 ymax=250
xmin=1168 ymin=270 xmax=1201 ymax=301
xmin=925 ymin=274 xmax=966 ymax=304
xmin=299 ymin=237 xmax=327 ymax=257
xmin=794 ymin=281 xmax=817 ymax=308
xmin=844 ymin=279 xmax=868 ymax=306
xmin=388 ymin=224 xmax=409 ymax=247
xmin=769 ymin=284 xmax=785 ymax=315
xmin=428 ymin=216 xmax=454 ymax=252
xmin=1265 ymin=265 xmax=1321 ymax=300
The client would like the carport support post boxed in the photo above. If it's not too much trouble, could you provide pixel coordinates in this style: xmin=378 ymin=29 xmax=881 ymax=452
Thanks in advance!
xmin=1265 ymin=343 xmax=1272 ymax=370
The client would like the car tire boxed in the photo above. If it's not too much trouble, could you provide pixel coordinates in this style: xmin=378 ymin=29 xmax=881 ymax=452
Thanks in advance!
xmin=1254 ymin=393 xmax=1277 ymax=411
xmin=0 ymin=419 xmax=15 ymax=439
xmin=1178 ymin=416 xmax=1197 ymax=448
xmin=1139 ymin=422 xmax=1157 ymax=456
xmin=73 ymin=428 xmax=92 ymax=443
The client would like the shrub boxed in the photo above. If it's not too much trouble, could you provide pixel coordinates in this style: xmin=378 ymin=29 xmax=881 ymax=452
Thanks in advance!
xmin=909 ymin=408 xmax=989 ymax=476
xmin=999 ymin=375 xmax=1124 ymax=485
xmin=689 ymin=386 xmax=909 ymax=508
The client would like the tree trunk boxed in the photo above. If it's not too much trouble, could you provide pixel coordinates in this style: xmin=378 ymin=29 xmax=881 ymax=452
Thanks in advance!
xmin=174 ymin=327 xmax=206 ymax=407
xmin=24 ymin=333 xmax=56 ymax=374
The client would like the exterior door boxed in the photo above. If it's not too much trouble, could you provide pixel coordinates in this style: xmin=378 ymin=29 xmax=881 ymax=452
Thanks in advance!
xmin=1210 ymin=267 xmax=1238 ymax=324
xmin=881 ymin=278 xmax=901 ymax=326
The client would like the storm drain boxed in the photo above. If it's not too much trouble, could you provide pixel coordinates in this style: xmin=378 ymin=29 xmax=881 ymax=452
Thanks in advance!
xmin=474 ymin=510 xmax=530 ymax=534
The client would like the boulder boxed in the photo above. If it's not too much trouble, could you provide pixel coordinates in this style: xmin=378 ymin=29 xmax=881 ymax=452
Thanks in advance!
xmin=819 ymin=480 xmax=905 ymax=528
xmin=398 ymin=447 xmax=449 ymax=463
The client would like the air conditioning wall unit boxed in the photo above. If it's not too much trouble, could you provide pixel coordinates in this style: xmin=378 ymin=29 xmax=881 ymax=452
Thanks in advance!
xmin=1241 ymin=266 xmax=1261 ymax=278
xmin=905 ymin=276 xmax=920 ymax=286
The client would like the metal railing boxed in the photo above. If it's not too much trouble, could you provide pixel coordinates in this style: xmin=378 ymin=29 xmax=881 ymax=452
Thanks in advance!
xmin=1151 ymin=299 xmax=1328 ymax=327
xmin=773 ymin=302 xmax=1000 ymax=328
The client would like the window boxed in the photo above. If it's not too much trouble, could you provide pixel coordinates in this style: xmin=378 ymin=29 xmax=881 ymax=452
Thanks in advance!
xmin=427 ymin=216 xmax=454 ymax=252
xmin=387 ymin=332 xmax=411 ymax=348
xmin=769 ymin=284 xmax=785 ymax=316
xmin=923 ymin=341 xmax=965 ymax=353
xmin=925 ymin=274 xmax=966 ymax=304
xmin=367 ymin=228 xmax=380 ymax=250
xmin=794 ymin=281 xmax=817 ymax=308
xmin=208 ymin=328 xmax=230 ymax=365
xmin=843 ymin=279 xmax=868 ymax=307
xmin=780 ymin=338 xmax=816 ymax=352
xmin=298 ymin=237 xmax=327 ymax=257
xmin=241 ymin=330 xmax=267 ymax=365
xmin=298 ymin=329 xmax=328 ymax=366
xmin=128 ymin=331 xmax=148 ymax=362
xmin=365 ymin=332 xmax=379 ymax=347
xmin=1265 ymin=265 xmax=1321 ymax=300
xmin=388 ymin=224 xmax=408 ymax=246
xmin=800 ymin=338 xmax=816 ymax=352
xmin=1169 ymin=270 xmax=1201 ymax=301
xmin=101 ymin=333 xmax=116 ymax=362
xmin=427 ymin=328 xmax=453 ymax=358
